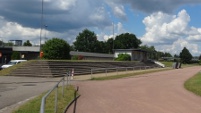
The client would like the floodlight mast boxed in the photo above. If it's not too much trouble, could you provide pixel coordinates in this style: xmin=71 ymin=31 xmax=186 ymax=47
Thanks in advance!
xmin=39 ymin=0 xmax=44 ymax=52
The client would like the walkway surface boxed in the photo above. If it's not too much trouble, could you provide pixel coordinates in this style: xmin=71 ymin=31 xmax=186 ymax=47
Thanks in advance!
xmin=67 ymin=66 xmax=201 ymax=113
xmin=0 ymin=76 xmax=61 ymax=113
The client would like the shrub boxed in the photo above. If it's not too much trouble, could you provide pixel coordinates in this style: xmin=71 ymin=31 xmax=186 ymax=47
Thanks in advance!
xmin=71 ymin=55 xmax=79 ymax=60
xmin=11 ymin=51 xmax=21 ymax=60
xmin=42 ymin=38 xmax=71 ymax=59
xmin=115 ymin=54 xmax=131 ymax=61
xmin=71 ymin=55 xmax=84 ymax=60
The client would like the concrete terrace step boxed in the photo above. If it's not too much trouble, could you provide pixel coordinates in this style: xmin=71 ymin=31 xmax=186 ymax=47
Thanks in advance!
xmin=8 ymin=60 xmax=159 ymax=77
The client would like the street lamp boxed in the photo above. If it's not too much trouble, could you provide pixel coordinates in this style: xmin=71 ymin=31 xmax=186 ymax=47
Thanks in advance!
xmin=44 ymin=25 xmax=48 ymax=42
xmin=39 ymin=0 xmax=44 ymax=52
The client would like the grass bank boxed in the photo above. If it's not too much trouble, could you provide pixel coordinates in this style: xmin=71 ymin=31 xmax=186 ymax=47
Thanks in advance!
xmin=12 ymin=85 xmax=78 ymax=113
xmin=0 ymin=61 xmax=33 ymax=76
xmin=184 ymin=72 xmax=201 ymax=96
xmin=91 ymin=68 xmax=171 ymax=80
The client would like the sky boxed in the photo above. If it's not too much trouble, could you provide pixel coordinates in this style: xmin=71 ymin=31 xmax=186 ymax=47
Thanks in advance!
xmin=0 ymin=0 xmax=201 ymax=56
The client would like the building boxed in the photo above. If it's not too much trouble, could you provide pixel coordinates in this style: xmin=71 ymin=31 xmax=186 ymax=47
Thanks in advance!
xmin=0 ymin=47 xmax=12 ymax=65
xmin=114 ymin=49 xmax=148 ymax=61
xmin=12 ymin=46 xmax=40 ymax=60
xmin=70 ymin=51 xmax=114 ymax=61
xmin=1 ymin=46 xmax=149 ymax=63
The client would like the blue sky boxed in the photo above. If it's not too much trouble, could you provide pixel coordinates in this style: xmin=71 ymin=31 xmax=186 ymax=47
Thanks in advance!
xmin=0 ymin=0 xmax=201 ymax=56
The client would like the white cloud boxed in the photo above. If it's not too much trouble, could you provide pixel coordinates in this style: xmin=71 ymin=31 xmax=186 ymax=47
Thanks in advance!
xmin=141 ymin=9 xmax=201 ymax=56
xmin=96 ymin=22 xmax=125 ymax=41
xmin=158 ymin=38 xmax=199 ymax=55
xmin=114 ymin=0 xmax=201 ymax=14
xmin=105 ymin=1 xmax=127 ymax=20
xmin=89 ymin=7 xmax=108 ymax=24
xmin=0 ymin=19 xmax=41 ymax=44
xmin=113 ymin=5 xmax=127 ymax=20
xmin=47 ymin=0 xmax=77 ymax=11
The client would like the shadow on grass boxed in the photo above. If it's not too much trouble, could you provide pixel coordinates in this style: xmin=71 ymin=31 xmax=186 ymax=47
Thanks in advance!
xmin=64 ymin=86 xmax=80 ymax=113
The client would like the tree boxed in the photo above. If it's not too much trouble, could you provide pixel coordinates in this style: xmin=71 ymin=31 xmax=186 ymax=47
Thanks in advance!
xmin=0 ymin=40 xmax=4 ymax=46
xmin=11 ymin=51 xmax=21 ymax=60
xmin=4 ymin=42 xmax=13 ymax=46
xmin=23 ymin=40 xmax=32 ymax=46
xmin=114 ymin=33 xmax=141 ymax=49
xmin=164 ymin=52 xmax=172 ymax=57
xmin=179 ymin=47 xmax=192 ymax=64
xmin=115 ymin=54 xmax=131 ymax=61
xmin=174 ymin=54 xmax=179 ymax=58
xmin=140 ymin=45 xmax=157 ymax=59
xmin=73 ymin=29 xmax=99 ymax=52
xmin=105 ymin=38 xmax=114 ymax=54
xmin=96 ymin=41 xmax=107 ymax=53
xmin=199 ymin=54 xmax=201 ymax=60
xmin=42 ymin=38 xmax=70 ymax=59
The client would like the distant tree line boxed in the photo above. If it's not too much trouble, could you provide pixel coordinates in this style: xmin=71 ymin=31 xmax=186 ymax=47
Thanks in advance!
xmin=1 ymin=28 xmax=200 ymax=64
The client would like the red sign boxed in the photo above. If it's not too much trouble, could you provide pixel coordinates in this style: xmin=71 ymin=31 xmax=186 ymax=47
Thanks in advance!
xmin=40 ymin=51 xmax=44 ymax=58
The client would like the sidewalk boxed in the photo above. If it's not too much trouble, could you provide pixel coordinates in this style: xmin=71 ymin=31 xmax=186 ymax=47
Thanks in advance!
xmin=66 ymin=66 xmax=201 ymax=113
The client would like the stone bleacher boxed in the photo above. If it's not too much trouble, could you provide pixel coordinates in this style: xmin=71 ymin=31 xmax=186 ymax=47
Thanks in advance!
xmin=8 ymin=60 xmax=160 ymax=77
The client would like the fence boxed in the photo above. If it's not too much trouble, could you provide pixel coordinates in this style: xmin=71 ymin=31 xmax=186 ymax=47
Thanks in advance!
xmin=40 ymin=70 xmax=71 ymax=113
xmin=90 ymin=66 xmax=158 ymax=79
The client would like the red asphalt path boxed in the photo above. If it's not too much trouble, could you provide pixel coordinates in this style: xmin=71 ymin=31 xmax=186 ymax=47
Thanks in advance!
xmin=67 ymin=66 xmax=201 ymax=113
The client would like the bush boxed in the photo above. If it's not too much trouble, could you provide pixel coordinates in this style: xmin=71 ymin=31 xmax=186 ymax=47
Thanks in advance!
xmin=71 ymin=55 xmax=84 ymax=60
xmin=115 ymin=54 xmax=131 ymax=61
xmin=42 ymin=38 xmax=71 ymax=59
xmin=71 ymin=55 xmax=78 ymax=60
xmin=11 ymin=51 xmax=21 ymax=60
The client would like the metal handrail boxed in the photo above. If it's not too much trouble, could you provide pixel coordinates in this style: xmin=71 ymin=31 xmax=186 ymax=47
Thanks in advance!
xmin=90 ymin=66 xmax=157 ymax=78
xmin=40 ymin=71 xmax=71 ymax=113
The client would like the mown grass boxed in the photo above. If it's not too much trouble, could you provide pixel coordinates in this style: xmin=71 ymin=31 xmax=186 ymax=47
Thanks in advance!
xmin=184 ymin=72 xmax=201 ymax=96
xmin=161 ymin=61 xmax=199 ymax=68
xmin=91 ymin=68 xmax=172 ymax=80
xmin=0 ymin=61 xmax=33 ymax=76
xmin=12 ymin=85 xmax=77 ymax=113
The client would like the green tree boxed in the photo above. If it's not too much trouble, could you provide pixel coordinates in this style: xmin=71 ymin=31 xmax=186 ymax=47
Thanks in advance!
xmin=105 ymin=38 xmax=114 ymax=54
xmin=164 ymin=52 xmax=172 ymax=57
xmin=179 ymin=47 xmax=192 ymax=64
xmin=96 ymin=41 xmax=107 ymax=53
xmin=140 ymin=45 xmax=156 ymax=52
xmin=0 ymin=40 xmax=4 ymax=46
xmin=114 ymin=33 xmax=141 ymax=49
xmin=174 ymin=54 xmax=179 ymax=58
xmin=140 ymin=45 xmax=157 ymax=59
xmin=199 ymin=54 xmax=201 ymax=60
xmin=11 ymin=51 xmax=21 ymax=60
xmin=23 ymin=40 xmax=32 ymax=46
xmin=4 ymin=42 xmax=13 ymax=46
xmin=115 ymin=54 xmax=131 ymax=61
xmin=73 ymin=29 xmax=99 ymax=52
xmin=42 ymin=38 xmax=70 ymax=59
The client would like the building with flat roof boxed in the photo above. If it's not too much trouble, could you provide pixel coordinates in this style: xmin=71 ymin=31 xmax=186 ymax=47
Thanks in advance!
xmin=0 ymin=47 xmax=12 ymax=65
xmin=114 ymin=49 xmax=148 ymax=61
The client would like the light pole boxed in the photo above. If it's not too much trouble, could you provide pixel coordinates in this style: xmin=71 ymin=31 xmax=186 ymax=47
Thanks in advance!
xmin=44 ymin=25 xmax=48 ymax=42
xmin=39 ymin=0 xmax=44 ymax=52
xmin=112 ymin=22 xmax=115 ymax=52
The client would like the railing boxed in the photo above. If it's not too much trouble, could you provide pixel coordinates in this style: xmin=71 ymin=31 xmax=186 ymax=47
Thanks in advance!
xmin=40 ymin=70 xmax=71 ymax=113
xmin=90 ymin=66 xmax=158 ymax=79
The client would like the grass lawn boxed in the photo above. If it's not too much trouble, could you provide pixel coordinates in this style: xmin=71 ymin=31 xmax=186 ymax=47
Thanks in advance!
xmin=12 ymin=85 xmax=78 ymax=113
xmin=91 ymin=68 xmax=172 ymax=80
xmin=0 ymin=61 xmax=33 ymax=76
xmin=184 ymin=72 xmax=201 ymax=96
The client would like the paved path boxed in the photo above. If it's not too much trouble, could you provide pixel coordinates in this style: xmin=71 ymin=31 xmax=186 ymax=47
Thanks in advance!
xmin=67 ymin=66 xmax=201 ymax=113
xmin=0 ymin=76 xmax=61 ymax=113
